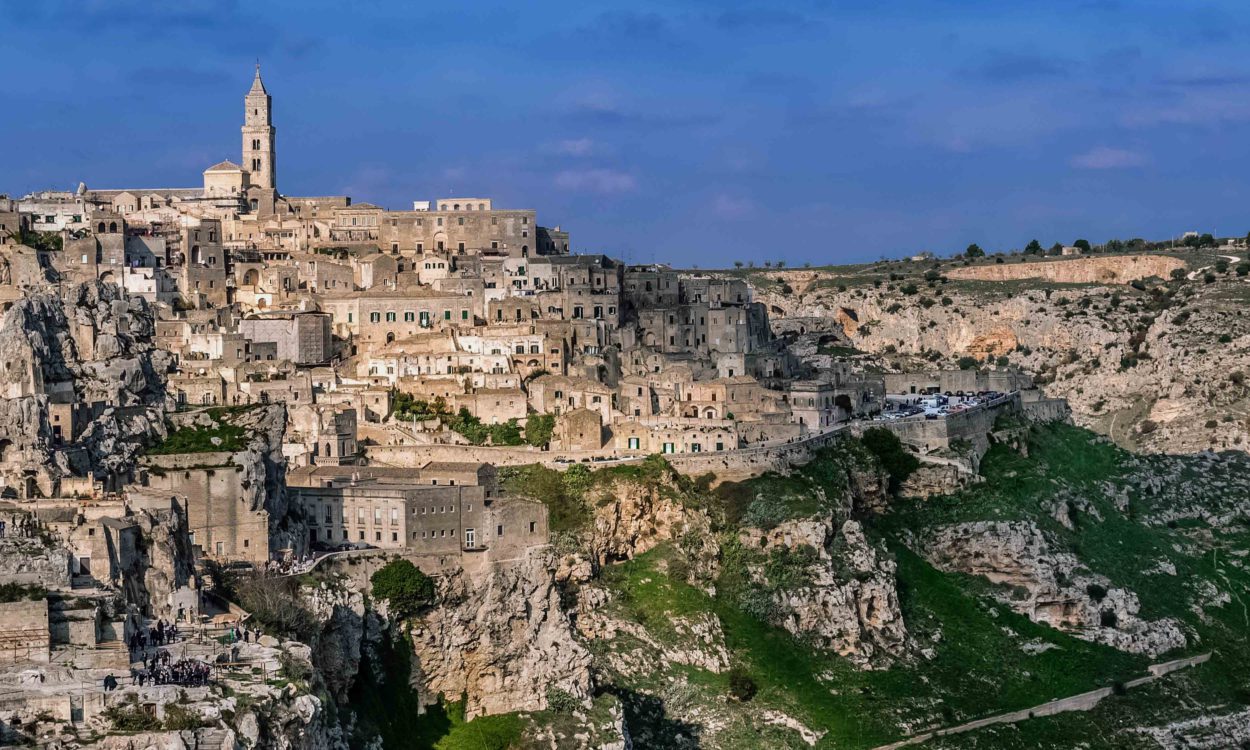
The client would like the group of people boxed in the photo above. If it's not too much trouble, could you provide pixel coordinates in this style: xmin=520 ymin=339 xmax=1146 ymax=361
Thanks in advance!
xmin=128 ymin=655 xmax=213 ymax=687
xmin=0 ymin=515 xmax=41 ymax=539
xmin=227 ymin=623 xmax=253 ymax=644
xmin=264 ymin=553 xmax=318 ymax=576
xmin=127 ymin=618 xmax=179 ymax=655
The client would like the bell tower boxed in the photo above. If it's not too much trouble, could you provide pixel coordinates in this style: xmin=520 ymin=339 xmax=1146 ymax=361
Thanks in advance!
xmin=242 ymin=64 xmax=276 ymax=192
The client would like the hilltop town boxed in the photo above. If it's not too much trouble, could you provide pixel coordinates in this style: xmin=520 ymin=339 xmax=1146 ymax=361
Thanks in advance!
xmin=1 ymin=69 xmax=1249 ymax=750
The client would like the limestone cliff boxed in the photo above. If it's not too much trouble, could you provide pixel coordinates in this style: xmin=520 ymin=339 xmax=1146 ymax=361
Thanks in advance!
xmin=916 ymin=521 xmax=1186 ymax=656
xmin=739 ymin=518 xmax=908 ymax=667
xmin=0 ymin=280 xmax=169 ymax=493
xmin=747 ymin=259 xmax=1250 ymax=454
xmin=409 ymin=547 xmax=593 ymax=718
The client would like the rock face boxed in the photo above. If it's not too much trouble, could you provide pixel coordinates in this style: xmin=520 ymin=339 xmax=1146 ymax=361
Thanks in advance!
xmin=918 ymin=521 xmax=1186 ymax=656
xmin=409 ymin=547 xmax=593 ymax=719
xmin=0 ymin=281 xmax=169 ymax=494
xmin=746 ymin=262 xmax=1250 ymax=454
xmin=1137 ymin=708 xmax=1250 ymax=749
xmin=739 ymin=518 xmax=908 ymax=667
xmin=570 ymin=474 xmax=720 ymax=588
xmin=944 ymin=255 xmax=1185 ymax=284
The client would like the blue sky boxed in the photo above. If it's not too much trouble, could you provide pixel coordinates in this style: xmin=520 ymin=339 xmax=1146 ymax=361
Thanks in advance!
xmin=3 ymin=0 xmax=1249 ymax=266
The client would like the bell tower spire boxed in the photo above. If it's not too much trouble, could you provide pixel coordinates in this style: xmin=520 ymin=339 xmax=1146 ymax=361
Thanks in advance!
xmin=242 ymin=64 xmax=276 ymax=192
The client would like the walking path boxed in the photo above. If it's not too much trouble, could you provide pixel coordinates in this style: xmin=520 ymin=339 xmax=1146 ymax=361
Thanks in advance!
xmin=871 ymin=653 xmax=1211 ymax=750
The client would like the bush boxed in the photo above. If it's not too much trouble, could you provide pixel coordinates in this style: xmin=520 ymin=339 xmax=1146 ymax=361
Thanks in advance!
xmin=956 ymin=356 xmax=980 ymax=370
xmin=544 ymin=687 xmax=581 ymax=714
xmin=727 ymin=667 xmax=758 ymax=702
xmin=370 ymin=559 xmax=435 ymax=618
xmin=104 ymin=699 xmax=162 ymax=732
xmin=279 ymin=651 xmax=312 ymax=683
xmin=1138 ymin=420 xmax=1158 ymax=435
xmin=162 ymin=703 xmax=209 ymax=730
xmin=1085 ymin=583 xmax=1108 ymax=602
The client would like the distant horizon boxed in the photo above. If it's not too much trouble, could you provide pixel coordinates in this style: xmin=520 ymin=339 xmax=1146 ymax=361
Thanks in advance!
xmin=3 ymin=1 xmax=1249 ymax=266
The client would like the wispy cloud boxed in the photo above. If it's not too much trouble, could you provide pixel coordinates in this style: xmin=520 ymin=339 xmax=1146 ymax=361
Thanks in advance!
xmin=554 ymin=168 xmax=637 ymax=194
xmin=960 ymin=52 xmax=1072 ymax=84
xmin=1069 ymin=147 xmax=1148 ymax=169
xmin=711 ymin=193 xmax=756 ymax=220
xmin=553 ymin=138 xmax=594 ymax=157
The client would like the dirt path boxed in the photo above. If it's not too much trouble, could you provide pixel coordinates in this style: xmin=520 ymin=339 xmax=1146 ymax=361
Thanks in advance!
xmin=871 ymin=653 xmax=1211 ymax=750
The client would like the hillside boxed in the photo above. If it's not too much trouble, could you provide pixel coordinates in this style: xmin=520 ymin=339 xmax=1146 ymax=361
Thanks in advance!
xmin=407 ymin=422 xmax=1250 ymax=748
xmin=736 ymin=250 xmax=1250 ymax=454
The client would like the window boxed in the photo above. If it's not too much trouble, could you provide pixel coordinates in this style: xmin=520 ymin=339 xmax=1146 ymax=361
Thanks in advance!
xmin=444 ymin=310 xmax=451 ymax=320
xmin=462 ymin=309 xmax=469 ymax=320
xmin=348 ymin=313 xmax=353 ymax=323
xmin=529 ymin=521 xmax=536 ymax=533
xmin=458 ymin=217 xmax=464 ymax=226
xmin=370 ymin=312 xmax=380 ymax=323
xmin=628 ymin=437 xmax=640 ymax=450
xmin=496 ymin=525 xmax=503 ymax=536
xmin=662 ymin=442 xmax=675 ymax=454
xmin=404 ymin=312 xmax=415 ymax=322
xmin=465 ymin=528 xmax=476 ymax=549
xmin=385 ymin=312 xmax=396 ymax=322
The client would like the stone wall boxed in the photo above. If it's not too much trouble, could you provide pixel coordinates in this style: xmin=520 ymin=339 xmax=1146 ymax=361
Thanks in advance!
xmin=0 ymin=599 xmax=50 ymax=665
xmin=858 ymin=393 xmax=1021 ymax=454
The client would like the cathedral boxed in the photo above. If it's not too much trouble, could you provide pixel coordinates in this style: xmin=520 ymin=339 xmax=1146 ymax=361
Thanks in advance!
xmin=201 ymin=65 xmax=278 ymax=216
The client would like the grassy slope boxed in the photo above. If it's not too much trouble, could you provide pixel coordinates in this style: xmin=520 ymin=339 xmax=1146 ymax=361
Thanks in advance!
xmin=423 ymin=425 xmax=1249 ymax=748
xmin=879 ymin=423 xmax=1250 ymax=746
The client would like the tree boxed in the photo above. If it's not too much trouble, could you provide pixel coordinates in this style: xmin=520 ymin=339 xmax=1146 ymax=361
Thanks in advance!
xmin=1048 ymin=242 xmax=1064 ymax=256
xmin=1024 ymin=239 xmax=1043 ymax=255
xmin=733 ymin=260 xmax=744 ymax=269
xmin=525 ymin=413 xmax=556 ymax=447
xmin=776 ymin=260 xmax=786 ymax=268
xmin=956 ymin=355 xmax=980 ymax=370
xmin=964 ymin=243 xmax=985 ymax=258
xmin=370 ymin=559 xmax=435 ymax=618
xmin=1199 ymin=233 xmax=1217 ymax=248
xmin=1074 ymin=239 xmax=1091 ymax=252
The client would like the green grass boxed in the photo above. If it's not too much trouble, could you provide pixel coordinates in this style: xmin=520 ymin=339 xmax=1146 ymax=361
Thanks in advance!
xmin=593 ymin=542 xmax=1149 ymax=749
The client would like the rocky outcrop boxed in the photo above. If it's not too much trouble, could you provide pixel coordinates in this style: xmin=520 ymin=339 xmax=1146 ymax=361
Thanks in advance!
xmin=917 ymin=521 xmax=1186 ymax=656
xmin=739 ymin=519 xmax=908 ymax=667
xmin=0 ymin=281 xmax=169 ymax=494
xmin=561 ymin=474 xmax=720 ymax=590
xmin=409 ymin=547 xmax=593 ymax=718
xmin=1137 ymin=708 xmax=1250 ymax=749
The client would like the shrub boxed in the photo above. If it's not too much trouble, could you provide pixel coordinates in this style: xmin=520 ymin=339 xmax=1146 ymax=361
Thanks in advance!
xmin=544 ymin=687 xmax=581 ymax=714
xmin=370 ymin=559 xmax=435 ymax=618
xmin=1138 ymin=420 xmax=1158 ymax=435
xmin=278 ymin=651 xmax=312 ymax=683
xmin=104 ymin=699 xmax=162 ymax=732
xmin=1085 ymin=583 xmax=1108 ymax=602
xmin=727 ymin=667 xmax=758 ymax=702
xmin=162 ymin=703 xmax=209 ymax=730
xmin=1231 ymin=371 xmax=1246 ymax=386
xmin=956 ymin=356 xmax=980 ymax=370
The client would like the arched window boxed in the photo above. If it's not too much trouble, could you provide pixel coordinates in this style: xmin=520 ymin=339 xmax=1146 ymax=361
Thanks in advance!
xmin=97 ymin=222 xmax=106 ymax=233
xmin=108 ymin=222 xmax=117 ymax=233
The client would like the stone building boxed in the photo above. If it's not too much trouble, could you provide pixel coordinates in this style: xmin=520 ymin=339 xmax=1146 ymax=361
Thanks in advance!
xmin=238 ymin=311 xmax=333 ymax=364
xmin=288 ymin=462 xmax=546 ymax=556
